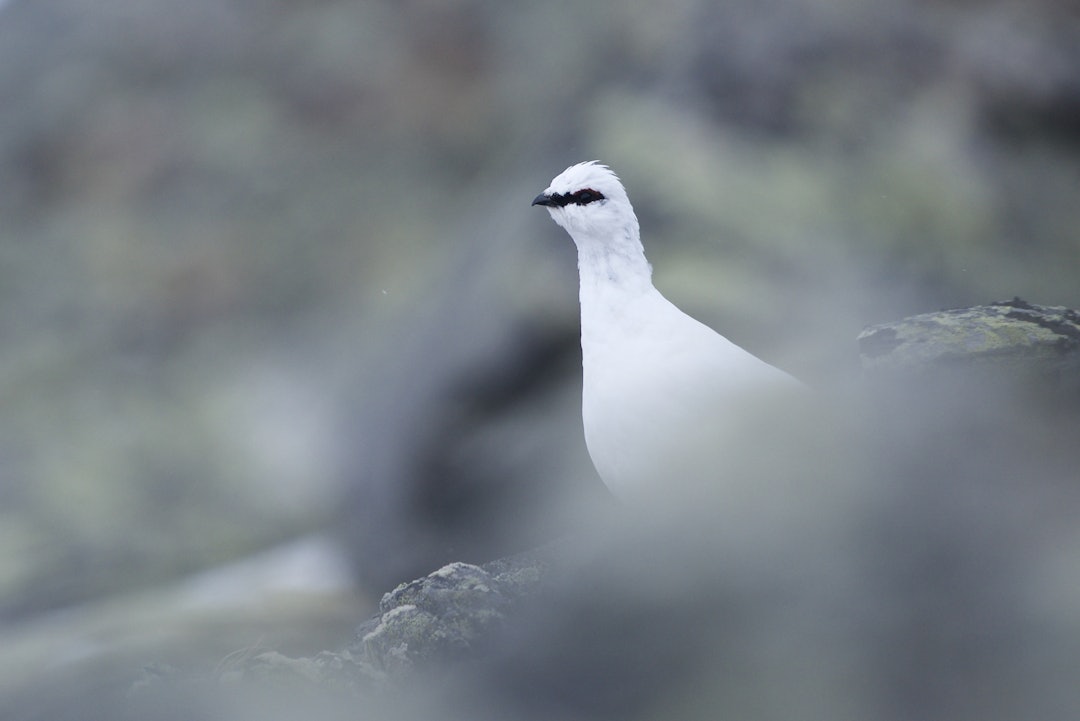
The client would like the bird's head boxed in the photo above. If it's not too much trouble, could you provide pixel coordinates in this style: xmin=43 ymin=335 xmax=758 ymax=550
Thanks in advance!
xmin=532 ymin=161 xmax=637 ymax=241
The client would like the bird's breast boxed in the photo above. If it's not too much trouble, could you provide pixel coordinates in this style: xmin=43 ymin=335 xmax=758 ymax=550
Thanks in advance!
xmin=578 ymin=292 xmax=799 ymax=500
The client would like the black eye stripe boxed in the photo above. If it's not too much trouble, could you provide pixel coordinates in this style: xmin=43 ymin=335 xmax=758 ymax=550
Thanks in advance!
xmin=549 ymin=188 xmax=606 ymax=207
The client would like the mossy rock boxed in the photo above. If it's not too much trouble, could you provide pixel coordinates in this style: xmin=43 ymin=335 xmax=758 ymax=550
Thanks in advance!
xmin=858 ymin=298 xmax=1080 ymax=390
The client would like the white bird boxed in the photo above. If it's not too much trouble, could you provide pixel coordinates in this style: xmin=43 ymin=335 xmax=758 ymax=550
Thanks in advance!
xmin=533 ymin=161 xmax=804 ymax=502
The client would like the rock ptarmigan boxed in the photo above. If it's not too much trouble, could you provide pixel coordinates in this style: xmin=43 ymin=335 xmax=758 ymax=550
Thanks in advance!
xmin=533 ymin=161 xmax=803 ymax=502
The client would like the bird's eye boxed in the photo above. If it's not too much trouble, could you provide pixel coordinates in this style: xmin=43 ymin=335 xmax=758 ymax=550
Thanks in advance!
xmin=570 ymin=188 xmax=605 ymax=205
xmin=544 ymin=188 xmax=606 ymax=208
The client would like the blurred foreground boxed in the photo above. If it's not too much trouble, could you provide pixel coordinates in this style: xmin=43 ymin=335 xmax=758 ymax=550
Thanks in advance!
xmin=128 ymin=343 xmax=1080 ymax=720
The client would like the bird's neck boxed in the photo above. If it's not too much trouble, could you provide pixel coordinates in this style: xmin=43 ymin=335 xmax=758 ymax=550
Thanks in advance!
xmin=572 ymin=220 xmax=653 ymax=291
xmin=572 ymin=223 xmax=659 ymax=344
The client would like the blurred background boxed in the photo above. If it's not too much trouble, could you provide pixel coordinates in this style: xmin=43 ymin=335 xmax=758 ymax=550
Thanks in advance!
xmin=1 ymin=0 xmax=1079 ymax=718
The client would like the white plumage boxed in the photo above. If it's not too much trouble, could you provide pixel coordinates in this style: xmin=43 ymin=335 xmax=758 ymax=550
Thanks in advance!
xmin=533 ymin=161 xmax=803 ymax=501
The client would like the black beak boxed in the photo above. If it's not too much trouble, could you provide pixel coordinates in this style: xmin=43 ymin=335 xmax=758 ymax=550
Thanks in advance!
xmin=531 ymin=193 xmax=554 ymax=207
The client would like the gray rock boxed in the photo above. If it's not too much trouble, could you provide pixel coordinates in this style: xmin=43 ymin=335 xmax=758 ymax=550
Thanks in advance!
xmin=351 ymin=546 xmax=555 ymax=678
xmin=858 ymin=297 xmax=1080 ymax=383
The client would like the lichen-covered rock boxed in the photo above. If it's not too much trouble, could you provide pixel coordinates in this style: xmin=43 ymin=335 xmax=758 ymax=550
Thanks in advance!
xmin=858 ymin=298 xmax=1080 ymax=390
xmin=352 ymin=553 xmax=551 ymax=677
